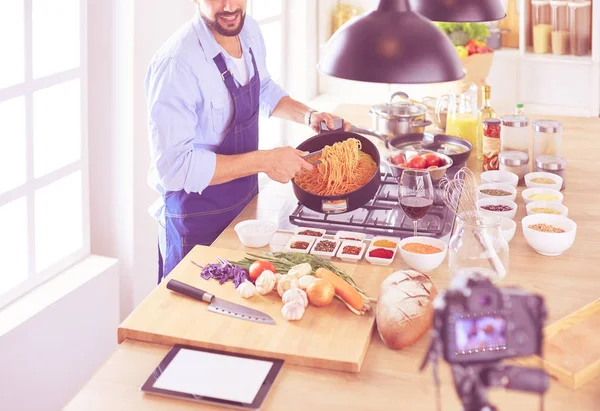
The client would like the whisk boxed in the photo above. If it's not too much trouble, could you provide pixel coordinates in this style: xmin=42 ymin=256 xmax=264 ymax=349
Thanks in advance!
xmin=439 ymin=167 xmax=507 ymax=279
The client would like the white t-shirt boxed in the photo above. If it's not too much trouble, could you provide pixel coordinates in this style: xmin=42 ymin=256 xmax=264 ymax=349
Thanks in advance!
xmin=232 ymin=55 xmax=249 ymax=86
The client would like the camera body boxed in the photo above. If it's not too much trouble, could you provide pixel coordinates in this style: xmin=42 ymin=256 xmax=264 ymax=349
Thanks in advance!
xmin=433 ymin=272 xmax=547 ymax=364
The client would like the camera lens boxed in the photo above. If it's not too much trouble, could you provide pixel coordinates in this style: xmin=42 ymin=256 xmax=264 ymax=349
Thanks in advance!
xmin=479 ymin=295 xmax=492 ymax=307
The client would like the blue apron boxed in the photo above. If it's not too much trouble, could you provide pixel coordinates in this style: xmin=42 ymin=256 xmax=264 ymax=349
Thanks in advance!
xmin=158 ymin=48 xmax=260 ymax=282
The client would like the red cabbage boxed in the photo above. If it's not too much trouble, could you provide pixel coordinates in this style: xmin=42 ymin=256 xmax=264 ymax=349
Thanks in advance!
xmin=200 ymin=261 xmax=249 ymax=288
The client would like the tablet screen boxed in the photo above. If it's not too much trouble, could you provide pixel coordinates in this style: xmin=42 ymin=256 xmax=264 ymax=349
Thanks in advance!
xmin=142 ymin=345 xmax=284 ymax=409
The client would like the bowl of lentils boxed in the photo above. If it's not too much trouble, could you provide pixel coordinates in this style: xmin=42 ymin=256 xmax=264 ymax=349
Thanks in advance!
xmin=521 ymin=214 xmax=577 ymax=256
xmin=477 ymin=197 xmax=518 ymax=220
xmin=477 ymin=183 xmax=517 ymax=202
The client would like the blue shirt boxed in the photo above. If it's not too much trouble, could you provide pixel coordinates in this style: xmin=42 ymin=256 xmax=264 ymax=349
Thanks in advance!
xmin=145 ymin=13 xmax=288 ymax=220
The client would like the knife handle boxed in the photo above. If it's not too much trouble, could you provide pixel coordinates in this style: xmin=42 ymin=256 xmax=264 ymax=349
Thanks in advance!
xmin=166 ymin=280 xmax=214 ymax=303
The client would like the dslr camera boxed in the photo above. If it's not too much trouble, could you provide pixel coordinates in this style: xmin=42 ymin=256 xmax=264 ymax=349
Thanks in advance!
xmin=421 ymin=270 xmax=549 ymax=411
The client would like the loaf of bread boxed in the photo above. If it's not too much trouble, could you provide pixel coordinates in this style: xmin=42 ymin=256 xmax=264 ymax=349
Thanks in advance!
xmin=376 ymin=270 xmax=438 ymax=350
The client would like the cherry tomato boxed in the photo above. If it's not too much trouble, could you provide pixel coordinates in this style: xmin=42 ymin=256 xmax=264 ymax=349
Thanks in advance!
xmin=407 ymin=156 xmax=427 ymax=169
xmin=390 ymin=153 xmax=406 ymax=165
xmin=248 ymin=260 xmax=276 ymax=281
xmin=423 ymin=153 xmax=442 ymax=168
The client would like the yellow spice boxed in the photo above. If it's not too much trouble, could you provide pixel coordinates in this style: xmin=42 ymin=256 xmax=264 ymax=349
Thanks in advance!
xmin=531 ymin=208 xmax=561 ymax=215
xmin=529 ymin=193 xmax=559 ymax=201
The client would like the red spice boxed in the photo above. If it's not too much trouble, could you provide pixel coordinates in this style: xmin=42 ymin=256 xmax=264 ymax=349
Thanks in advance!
xmin=369 ymin=248 xmax=394 ymax=259
xmin=291 ymin=241 xmax=309 ymax=250
xmin=342 ymin=245 xmax=362 ymax=255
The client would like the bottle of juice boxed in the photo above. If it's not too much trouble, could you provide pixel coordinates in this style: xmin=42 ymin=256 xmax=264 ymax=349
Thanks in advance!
xmin=446 ymin=93 xmax=478 ymax=152
xmin=476 ymin=85 xmax=496 ymax=161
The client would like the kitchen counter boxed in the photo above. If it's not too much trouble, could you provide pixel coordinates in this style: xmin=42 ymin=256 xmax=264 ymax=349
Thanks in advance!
xmin=65 ymin=105 xmax=600 ymax=410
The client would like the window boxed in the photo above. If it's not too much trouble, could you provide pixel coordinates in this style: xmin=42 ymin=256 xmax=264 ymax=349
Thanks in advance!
xmin=247 ymin=0 xmax=287 ymax=151
xmin=0 ymin=0 xmax=89 ymax=308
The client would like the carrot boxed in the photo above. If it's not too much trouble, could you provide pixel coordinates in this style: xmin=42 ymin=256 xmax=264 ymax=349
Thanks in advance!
xmin=315 ymin=267 xmax=364 ymax=312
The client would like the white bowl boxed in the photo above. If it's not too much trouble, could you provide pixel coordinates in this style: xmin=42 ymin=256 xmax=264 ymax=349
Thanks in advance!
xmin=500 ymin=217 xmax=517 ymax=243
xmin=234 ymin=219 xmax=277 ymax=248
xmin=525 ymin=172 xmax=563 ymax=191
xmin=521 ymin=214 xmax=577 ymax=256
xmin=336 ymin=240 xmax=366 ymax=262
xmin=480 ymin=170 xmax=519 ymax=188
xmin=398 ymin=236 xmax=448 ymax=273
xmin=522 ymin=187 xmax=564 ymax=205
xmin=477 ymin=197 xmax=518 ymax=220
xmin=526 ymin=201 xmax=569 ymax=217
xmin=310 ymin=238 xmax=341 ymax=259
xmin=284 ymin=235 xmax=316 ymax=254
xmin=477 ymin=183 xmax=517 ymax=202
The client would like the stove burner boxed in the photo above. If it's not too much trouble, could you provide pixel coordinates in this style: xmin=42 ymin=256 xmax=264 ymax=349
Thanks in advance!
xmin=288 ymin=169 xmax=459 ymax=240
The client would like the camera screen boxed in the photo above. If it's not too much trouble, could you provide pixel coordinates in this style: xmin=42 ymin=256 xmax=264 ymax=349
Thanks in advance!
xmin=455 ymin=316 xmax=507 ymax=354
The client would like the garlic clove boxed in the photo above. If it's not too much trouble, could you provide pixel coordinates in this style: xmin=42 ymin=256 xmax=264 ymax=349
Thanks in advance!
xmin=298 ymin=275 xmax=317 ymax=290
xmin=281 ymin=300 xmax=305 ymax=321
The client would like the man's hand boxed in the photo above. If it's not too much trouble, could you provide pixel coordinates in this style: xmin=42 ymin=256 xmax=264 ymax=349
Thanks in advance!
xmin=263 ymin=147 xmax=314 ymax=184
xmin=309 ymin=112 xmax=352 ymax=134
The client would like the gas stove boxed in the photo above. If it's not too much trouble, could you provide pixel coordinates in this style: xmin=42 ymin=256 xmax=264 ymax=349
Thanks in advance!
xmin=284 ymin=169 xmax=459 ymax=241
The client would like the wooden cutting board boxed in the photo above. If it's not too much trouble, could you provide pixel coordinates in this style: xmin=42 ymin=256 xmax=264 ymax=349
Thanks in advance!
xmin=118 ymin=246 xmax=396 ymax=372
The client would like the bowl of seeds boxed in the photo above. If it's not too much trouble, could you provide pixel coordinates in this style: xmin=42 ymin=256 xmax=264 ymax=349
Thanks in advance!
xmin=525 ymin=172 xmax=563 ymax=191
xmin=521 ymin=214 xmax=577 ymax=256
xmin=477 ymin=197 xmax=518 ymax=220
xmin=526 ymin=201 xmax=569 ymax=217
xmin=477 ymin=183 xmax=517 ymax=202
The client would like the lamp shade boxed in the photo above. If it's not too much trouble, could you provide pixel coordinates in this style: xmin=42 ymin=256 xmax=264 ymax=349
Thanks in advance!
xmin=318 ymin=3 xmax=465 ymax=84
xmin=410 ymin=0 xmax=506 ymax=22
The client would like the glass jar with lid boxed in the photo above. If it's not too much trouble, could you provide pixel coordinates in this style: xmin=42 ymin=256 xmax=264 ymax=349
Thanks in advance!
xmin=568 ymin=1 xmax=591 ymax=56
xmin=500 ymin=115 xmax=530 ymax=168
xmin=499 ymin=151 xmax=530 ymax=186
xmin=482 ymin=118 xmax=501 ymax=171
xmin=533 ymin=119 xmax=562 ymax=161
xmin=536 ymin=155 xmax=567 ymax=190
xmin=551 ymin=0 xmax=570 ymax=54
xmin=532 ymin=0 xmax=552 ymax=53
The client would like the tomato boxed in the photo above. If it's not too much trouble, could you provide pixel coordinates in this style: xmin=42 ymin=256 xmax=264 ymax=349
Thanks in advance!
xmin=390 ymin=153 xmax=406 ymax=166
xmin=406 ymin=156 xmax=427 ymax=169
xmin=423 ymin=153 xmax=442 ymax=168
xmin=248 ymin=260 xmax=276 ymax=281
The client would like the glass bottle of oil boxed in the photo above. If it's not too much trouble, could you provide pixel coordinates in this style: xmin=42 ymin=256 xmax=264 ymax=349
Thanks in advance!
xmin=477 ymin=85 xmax=496 ymax=161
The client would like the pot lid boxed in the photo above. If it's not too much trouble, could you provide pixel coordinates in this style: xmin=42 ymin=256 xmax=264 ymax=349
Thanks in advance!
xmin=370 ymin=101 xmax=426 ymax=119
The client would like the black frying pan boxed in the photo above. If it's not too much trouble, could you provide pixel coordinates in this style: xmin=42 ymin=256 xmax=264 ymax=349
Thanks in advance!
xmin=291 ymin=122 xmax=381 ymax=214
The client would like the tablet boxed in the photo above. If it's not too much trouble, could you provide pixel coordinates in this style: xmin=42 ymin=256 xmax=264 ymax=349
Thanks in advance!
xmin=141 ymin=344 xmax=284 ymax=410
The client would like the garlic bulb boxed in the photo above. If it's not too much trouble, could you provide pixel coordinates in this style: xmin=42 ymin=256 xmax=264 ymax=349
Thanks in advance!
xmin=237 ymin=280 xmax=256 ymax=298
xmin=281 ymin=300 xmax=305 ymax=321
xmin=298 ymin=275 xmax=317 ymax=290
xmin=277 ymin=275 xmax=294 ymax=297
xmin=287 ymin=263 xmax=312 ymax=279
xmin=255 ymin=270 xmax=276 ymax=295
xmin=282 ymin=288 xmax=308 ymax=308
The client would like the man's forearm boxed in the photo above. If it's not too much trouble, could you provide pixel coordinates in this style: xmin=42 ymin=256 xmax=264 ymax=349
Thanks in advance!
xmin=271 ymin=96 xmax=311 ymax=125
xmin=208 ymin=151 xmax=267 ymax=186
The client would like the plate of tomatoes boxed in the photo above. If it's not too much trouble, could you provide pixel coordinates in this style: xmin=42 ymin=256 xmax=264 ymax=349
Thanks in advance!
xmin=385 ymin=149 xmax=453 ymax=182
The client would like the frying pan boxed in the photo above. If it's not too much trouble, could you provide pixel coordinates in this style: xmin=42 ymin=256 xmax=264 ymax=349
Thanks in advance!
xmin=291 ymin=121 xmax=381 ymax=214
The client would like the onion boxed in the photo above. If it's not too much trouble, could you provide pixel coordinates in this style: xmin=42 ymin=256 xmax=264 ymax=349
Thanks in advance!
xmin=306 ymin=279 xmax=335 ymax=307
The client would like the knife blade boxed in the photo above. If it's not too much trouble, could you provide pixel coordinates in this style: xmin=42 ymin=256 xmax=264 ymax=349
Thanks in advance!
xmin=166 ymin=279 xmax=276 ymax=325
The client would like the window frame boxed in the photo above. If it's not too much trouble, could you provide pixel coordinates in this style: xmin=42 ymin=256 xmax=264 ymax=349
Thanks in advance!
xmin=0 ymin=0 xmax=90 ymax=309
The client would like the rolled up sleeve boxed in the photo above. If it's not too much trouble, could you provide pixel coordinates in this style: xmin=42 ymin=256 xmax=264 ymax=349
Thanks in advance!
xmin=146 ymin=57 xmax=216 ymax=194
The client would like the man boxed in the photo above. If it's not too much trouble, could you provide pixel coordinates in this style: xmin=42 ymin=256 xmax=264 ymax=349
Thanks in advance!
xmin=145 ymin=0 xmax=350 ymax=282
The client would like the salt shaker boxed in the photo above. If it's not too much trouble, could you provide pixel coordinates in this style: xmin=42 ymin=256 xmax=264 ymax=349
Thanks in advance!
xmin=536 ymin=155 xmax=567 ymax=190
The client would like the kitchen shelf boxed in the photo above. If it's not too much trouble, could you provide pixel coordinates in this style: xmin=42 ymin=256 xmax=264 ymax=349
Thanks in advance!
xmin=521 ymin=50 xmax=594 ymax=64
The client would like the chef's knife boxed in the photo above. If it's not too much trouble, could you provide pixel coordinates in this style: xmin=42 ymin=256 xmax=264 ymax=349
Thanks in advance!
xmin=166 ymin=280 xmax=276 ymax=325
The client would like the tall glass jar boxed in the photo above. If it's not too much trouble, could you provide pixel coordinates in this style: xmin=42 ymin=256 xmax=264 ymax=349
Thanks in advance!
xmin=551 ymin=0 xmax=570 ymax=54
xmin=446 ymin=92 xmax=478 ymax=151
xmin=500 ymin=115 xmax=530 ymax=169
xmin=482 ymin=118 xmax=501 ymax=171
xmin=448 ymin=215 xmax=509 ymax=283
xmin=532 ymin=0 xmax=552 ymax=53
xmin=533 ymin=119 xmax=562 ymax=160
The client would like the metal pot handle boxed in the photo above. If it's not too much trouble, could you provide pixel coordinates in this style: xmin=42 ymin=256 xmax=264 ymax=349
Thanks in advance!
xmin=411 ymin=119 xmax=433 ymax=128
xmin=350 ymin=125 xmax=389 ymax=142
xmin=389 ymin=91 xmax=409 ymax=104
xmin=435 ymin=95 xmax=449 ymax=124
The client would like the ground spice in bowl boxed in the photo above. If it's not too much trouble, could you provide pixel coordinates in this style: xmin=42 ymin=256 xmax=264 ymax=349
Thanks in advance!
xmin=291 ymin=241 xmax=310 ymax=250
xmin=530 ymin=177 xmax=556 ymax=184
xmin=314 ymin=240 xmax=337 ymax=252
xmin=481 ymin=205 xmax=513 ymax=212
xmin=298 ymin=230 xmax=323 ymax=237
xmin=480 ymin=189 xmax=512 ymax=196
xmin=373 ymin=239 xmax=397 ymax=248
xmin=528 ymin=223 xmax=565 ymax=233
xmin=342 ymin=245 xmax=362 ymax=255
xmin=531 ymin=208 xmax=561 ymax=215
xmin=402 ymin=243 xmax=442 ymax=254
xmin=368 ymin=248 xmax=394 ymax=259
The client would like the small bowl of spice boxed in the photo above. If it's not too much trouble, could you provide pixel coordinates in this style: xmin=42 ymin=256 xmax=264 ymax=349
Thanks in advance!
xmin=526 ymin=201 xmax=569 ymax=217
xmin=398 ymin=236 xmax=448 ymax=273
xmin=477 ymin=197 xmax=518 ymax=220
xmin=525 ymin=172 xmax=563 ymax=191
xmin=365 ymin=237 xmax=400 ymax=266
xmin=284 ymin=235 xmax=316 ymax=254
xmin=334 ymin=231 xmax=367 ymax=242
xmin=521 ymin=214 xmax=577 ymax=256
xmin=480 ymin=170 xmax=519 ymax=188
xmin=234 ymin=219 xmax=278 ymax=248
xmin=477 ymin=183 xmax=517 ymax=202
xmin=522 ymin=187 xmax=564 ymax=205
xmin=310 ymin=238 xmax=341 ymax=259
xmin=336 ymin=240 xmax=366 ymax=262
xmin=294 ymin=227 xmax=326 ymax=237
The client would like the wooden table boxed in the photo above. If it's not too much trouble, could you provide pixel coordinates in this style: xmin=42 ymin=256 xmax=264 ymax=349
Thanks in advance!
xmin=64 ymin=105 xmax=600 ymax=410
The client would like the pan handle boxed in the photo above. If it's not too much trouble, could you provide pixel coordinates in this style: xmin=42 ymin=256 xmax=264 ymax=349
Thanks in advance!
xmin=319 ymin=118 xmax=345 ymax=132
xmin=350 ymin=126 xmax=389 ymax=142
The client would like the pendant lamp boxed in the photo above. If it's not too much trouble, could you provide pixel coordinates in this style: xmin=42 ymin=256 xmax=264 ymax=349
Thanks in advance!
xmin=410 ymin=0 xmax=506 ymax=23
xmin=318 ymin=0 xmax=465 ymax=84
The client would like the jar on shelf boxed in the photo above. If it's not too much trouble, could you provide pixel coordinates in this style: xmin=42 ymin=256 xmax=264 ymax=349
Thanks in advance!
xmin=532 ymin=0 xmax=552 ymax=53
xmin=448 ymin=215 xmax=509 ymax=283
xmin=533 ymin=119 xmax=562 ymax=161
xmin=499 ymin=151 xmax=530 ymax=186
xmin=500 ymin=115 xmax=530 ymax=168
xmin=483 ymin=118 xmax=501 ymax=171
xmin=568 ymin=1 xmax=592 ymax=56
xmin=551 ymin=0 xmax=570 ymax=54
xmin=536 ymin=155 xmax=567 ymax=190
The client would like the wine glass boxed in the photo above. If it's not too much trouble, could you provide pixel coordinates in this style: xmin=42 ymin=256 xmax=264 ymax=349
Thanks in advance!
xmin=399 ymin=170 xmax=435 ymax=236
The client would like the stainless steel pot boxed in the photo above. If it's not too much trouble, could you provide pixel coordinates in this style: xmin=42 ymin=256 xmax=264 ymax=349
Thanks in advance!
xmin=368 ymin=92 xmax=432 ymax=138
